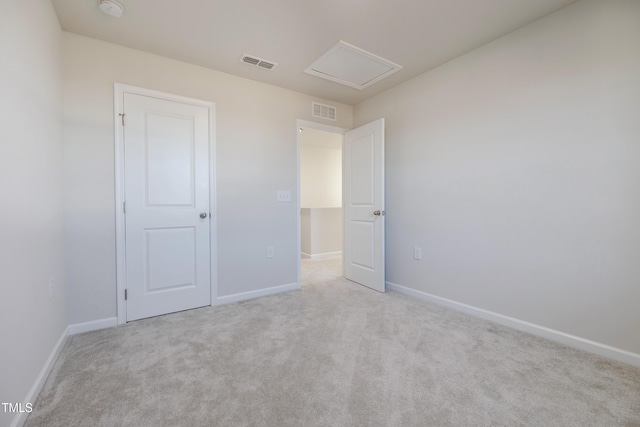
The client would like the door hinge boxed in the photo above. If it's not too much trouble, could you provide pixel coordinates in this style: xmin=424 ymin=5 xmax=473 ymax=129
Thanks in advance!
xmin=123 ymin=201 xmax=126 ymax=213
xmin=124 ymin=289 xmax=128 ymax=300
xmin=118 ymin=113 xmax=125 ymax=126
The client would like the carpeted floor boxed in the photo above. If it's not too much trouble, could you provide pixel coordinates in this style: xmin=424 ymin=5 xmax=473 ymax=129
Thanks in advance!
xmin=26 ymin=257 xmax=640 ymax=426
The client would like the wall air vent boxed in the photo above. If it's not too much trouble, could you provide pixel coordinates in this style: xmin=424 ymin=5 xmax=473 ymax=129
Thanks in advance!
xmin=240 ymin=54 xmax=278 ymax=71
xmin=312 ymin=102 xmax=337 ymax=121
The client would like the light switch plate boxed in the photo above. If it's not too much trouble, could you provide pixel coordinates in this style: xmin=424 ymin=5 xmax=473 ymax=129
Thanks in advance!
xmin=277 ymin=190 xmax=291 ymax=202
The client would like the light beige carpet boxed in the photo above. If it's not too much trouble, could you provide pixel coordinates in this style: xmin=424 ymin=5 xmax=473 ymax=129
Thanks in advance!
xmin=26 ymin=257 xmax=640 ymax=426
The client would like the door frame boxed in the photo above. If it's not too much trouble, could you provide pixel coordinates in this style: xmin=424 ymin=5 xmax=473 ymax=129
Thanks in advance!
xmin=114 ymin=83 xmax=217 ymax=325
xmin=296 ymin=119 xmax=349 ymax=288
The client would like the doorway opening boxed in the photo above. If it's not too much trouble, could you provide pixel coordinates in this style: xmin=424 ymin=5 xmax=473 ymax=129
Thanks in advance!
xmin=300 ymin=127 xmax=343 ymax=260
xmin=296 ymin=118 xmax=386 ymax=292
xmin=296 ymin=120 xmax=347 ymax=286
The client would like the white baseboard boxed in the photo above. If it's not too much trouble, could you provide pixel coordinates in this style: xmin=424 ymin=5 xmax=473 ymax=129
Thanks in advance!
xmin=387 ymin=281 xmax=640 ymax=368
xmin=215 ymin=282 xmax=299 ymax=305
xmin=301 ymin=251 xmax=342 ymax=260
xmin=11 ymin=317 xmax=118 ymax=427
xmin=68 ymin=317 xmax=118 ymax=335
xmin=10 ymin=327 xmax=69 ymax=427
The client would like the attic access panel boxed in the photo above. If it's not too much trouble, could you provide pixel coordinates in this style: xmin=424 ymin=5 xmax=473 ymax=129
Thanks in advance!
xmin=304 ymin=41 xmax=402 ymax=90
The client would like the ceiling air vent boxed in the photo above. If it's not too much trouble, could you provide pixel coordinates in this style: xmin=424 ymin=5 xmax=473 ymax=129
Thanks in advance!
xmin=240 ymin=54 xmax=278 ymax=71
xmin=312 ymin=102 xmax=337 ymax=121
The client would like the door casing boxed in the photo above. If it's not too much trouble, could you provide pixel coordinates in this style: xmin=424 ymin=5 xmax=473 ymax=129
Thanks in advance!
xmin=114 ymin=83 xmax=217 ymax=325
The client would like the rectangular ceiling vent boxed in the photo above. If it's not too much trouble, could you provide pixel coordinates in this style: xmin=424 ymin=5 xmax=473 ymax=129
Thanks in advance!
xmin=240 ymin=54 xmax=278 ymax=71
xmin=312 ymin=102 xmax=337 ymax=121
xmin=304 ymin=41 xmax=402 ymax=90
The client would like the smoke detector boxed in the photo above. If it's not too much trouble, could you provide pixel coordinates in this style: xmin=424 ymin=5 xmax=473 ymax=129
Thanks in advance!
xmin=99 ymin=0 xmax=124 ymax=18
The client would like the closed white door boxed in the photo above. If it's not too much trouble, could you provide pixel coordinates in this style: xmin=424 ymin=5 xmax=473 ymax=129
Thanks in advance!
xmin=343 ymin=119 xmax=385 ymax=292
xmin=124 ymin=93 xmax=211 ymax=321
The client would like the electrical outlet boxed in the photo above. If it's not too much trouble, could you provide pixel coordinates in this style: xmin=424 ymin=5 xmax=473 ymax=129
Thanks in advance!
xmin=49 ymin=278 xmax=54 ymax=299
xmin=413 ymin=247 xmax=422 ymax=260
xmin=267 ymin=246 xmax=275 ymax=258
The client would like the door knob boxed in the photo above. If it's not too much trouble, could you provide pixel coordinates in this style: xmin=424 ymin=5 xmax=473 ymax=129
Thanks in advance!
xmin=199 ymin=212 xmax=207 ymax=219
xmin=373 ymin=210 xmax=381 ymax=216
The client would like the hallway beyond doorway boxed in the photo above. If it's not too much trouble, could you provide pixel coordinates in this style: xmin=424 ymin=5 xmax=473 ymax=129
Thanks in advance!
xmin=301 ymin=256 xmax=342 ymax=287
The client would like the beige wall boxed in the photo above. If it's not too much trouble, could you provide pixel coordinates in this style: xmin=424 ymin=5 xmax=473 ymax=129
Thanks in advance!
xmin=300 ymin=145 xmax=343 ymax=208
xmin=355 ymin=0 xmax=640 ymax=354
xmin=301 ymin=208 xmax=343 ymax=258
xmin=0 ymin=1 xmax=66 ymax=426
xmin=300 ymin=128 xmax=343 ymax=208
xmin=62 ymin=33 xmax=353 ymax=324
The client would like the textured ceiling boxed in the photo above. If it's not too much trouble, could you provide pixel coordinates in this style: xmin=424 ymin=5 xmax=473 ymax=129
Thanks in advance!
xmin=52 ymin=0 xmax=578 ymax=105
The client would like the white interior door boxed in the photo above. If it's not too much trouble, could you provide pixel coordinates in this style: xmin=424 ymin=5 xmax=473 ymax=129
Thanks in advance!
xmin=124 ymin=93 xmax=211 ymax=321
xmin=343 ymin=118 xmax=385 ymax=292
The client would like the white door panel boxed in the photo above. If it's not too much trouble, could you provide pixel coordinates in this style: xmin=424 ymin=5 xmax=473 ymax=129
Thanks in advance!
xmin=145 ymin=114 xmax=195 ymax=206
xmin=350 ymin=221 xmax=375 ymax=268
xmin=124 ymin=93 xmax=211 ymax=321
xmin=145 ymin=227 xmax=196 ymax=292
xmin=350 ymin=136 xmax=375 ymax=205
xmin=344 ymin=119 xmax=385 ymax=292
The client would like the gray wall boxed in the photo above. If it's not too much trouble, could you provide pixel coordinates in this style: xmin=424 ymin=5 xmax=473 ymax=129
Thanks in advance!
xmin=0 ymin=1 xmax=67 ymax=426
xmin=355 ymin=0 xmax=640 ymax=354
xmin=62 ymin=33 xmax=353 ymax=324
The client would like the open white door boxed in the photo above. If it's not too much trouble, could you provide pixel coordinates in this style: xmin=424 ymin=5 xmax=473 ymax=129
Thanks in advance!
xmin=123 ymin=92 xmax=211 ymax=321
xmin=343 ymin=119 xmax=385 ymax=292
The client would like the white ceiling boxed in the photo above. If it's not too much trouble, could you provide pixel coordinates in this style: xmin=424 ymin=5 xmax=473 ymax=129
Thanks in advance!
xmin=51 ymin=0 xmax=578 ymax=106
